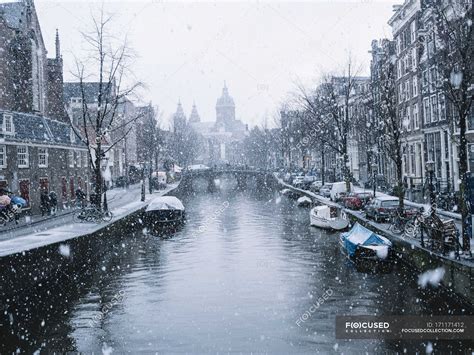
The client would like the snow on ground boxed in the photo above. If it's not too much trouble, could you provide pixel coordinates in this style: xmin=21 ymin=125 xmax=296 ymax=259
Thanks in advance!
xmin=0 ymin=183 xmax=178 ymax=257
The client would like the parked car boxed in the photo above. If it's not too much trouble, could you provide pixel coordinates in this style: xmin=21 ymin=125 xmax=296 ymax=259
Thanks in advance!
xmin=342 ymin=192 xmax=373 ymax=210
xmin=114 ymin=176 xmax=127 ymax=188
xmin=319 ymin=183 xmax=333 ymax=198
xmin=355 ymin=192 xmax=374 ymax=207
xmin=310 ymin=180 xmax=323 ymax=193
xmin=330 ymin=182 xmax=353 ymax=202
xmin=293 ymin=176 xmax=305 ymax=187
xmin=365 ymin=196 xmax=399 ymax=222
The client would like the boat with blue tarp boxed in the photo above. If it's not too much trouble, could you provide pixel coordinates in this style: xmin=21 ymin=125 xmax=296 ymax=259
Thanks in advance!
xmin=339 ymin=223 xmax=392 ymax=262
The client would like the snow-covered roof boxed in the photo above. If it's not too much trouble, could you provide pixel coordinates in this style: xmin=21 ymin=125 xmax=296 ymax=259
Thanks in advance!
xmin=0 ymin=109 xmax=86 ymax=148
xmin=375 ymin=196 xmax=398 ymax=201
xmin=146 ymin=196 xmax=185 ymax=212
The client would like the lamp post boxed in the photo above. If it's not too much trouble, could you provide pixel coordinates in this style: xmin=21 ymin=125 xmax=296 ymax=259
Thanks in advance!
xmin=141 ymin=163 xmax=146 ymax=202
xmin=426 ymin=160 xmax=435 ymax=214
xmin=371 ymin=162 xmax=378 ymax=198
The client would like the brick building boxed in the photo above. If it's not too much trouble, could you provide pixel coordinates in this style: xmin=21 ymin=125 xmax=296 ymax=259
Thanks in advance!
xmin=0 ymin=0 xmax=90 ymax=214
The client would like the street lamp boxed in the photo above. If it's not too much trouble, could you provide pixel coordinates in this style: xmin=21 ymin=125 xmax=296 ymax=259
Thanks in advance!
xmin=371 ymin=162 xmax=378 ymax=198
xmin=141 ymin=163 xmax=146 ymax=202
xmin=426 ymin=160 xmax=436 ymax=214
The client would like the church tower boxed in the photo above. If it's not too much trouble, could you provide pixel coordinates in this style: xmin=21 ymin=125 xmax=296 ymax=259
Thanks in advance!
xmin=215 ymin=82 xmax=235 ymax=129
xmin=173 ymin=100 xmax=187 ymax=133
xmin=46 ymin=29 xmax=68 ymax=121
xmin=189 ymin=102 xmax=201 ymax=123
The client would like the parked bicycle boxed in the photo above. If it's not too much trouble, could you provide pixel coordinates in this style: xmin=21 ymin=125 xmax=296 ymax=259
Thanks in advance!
xmin=388 ymin=210 xmax=413 ymax=234
xmin=73 ymin=206 xmax=113 ymax=223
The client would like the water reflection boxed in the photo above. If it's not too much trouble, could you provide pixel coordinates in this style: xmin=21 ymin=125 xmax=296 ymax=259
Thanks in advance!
xmin=0 ymin=180 xmax=472 ymax=353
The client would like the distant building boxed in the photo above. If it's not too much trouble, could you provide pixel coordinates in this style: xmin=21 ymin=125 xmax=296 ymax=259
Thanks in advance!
xmin=190 ymin=83 xmax=248 ymax=165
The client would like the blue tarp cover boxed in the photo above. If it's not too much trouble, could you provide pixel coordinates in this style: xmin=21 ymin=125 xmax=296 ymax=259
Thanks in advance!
xmin=340 ymin=223 xmax=392 ymax=257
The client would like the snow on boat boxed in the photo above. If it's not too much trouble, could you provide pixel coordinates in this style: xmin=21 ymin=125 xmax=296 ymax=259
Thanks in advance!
xmin=297 ymin=196 xmax=312 ymax=207
xmin=145 ymin=196 xmax=185 ymax=229
xmin=310 ymin=205 xmax=349 ymax=230
xmin=281 ymin=188 xmax=292 ymax=195
xmin=339 ymin=223 xmax=392 ymax=262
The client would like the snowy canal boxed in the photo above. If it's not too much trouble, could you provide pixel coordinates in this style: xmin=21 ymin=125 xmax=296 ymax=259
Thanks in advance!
xmin=0 ymin=181 xmax=472 ymax=353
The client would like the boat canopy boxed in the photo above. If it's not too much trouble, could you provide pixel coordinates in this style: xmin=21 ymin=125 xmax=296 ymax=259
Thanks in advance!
xmin=297 ymin=196 xmax=312 ymax=204
xmin=146 ymin=196 xmax=185 ymax=212
xmin=341 ymin=223 xmax=391 ymax=257
xmin=313 ymin=205 xmax=332 ymax=218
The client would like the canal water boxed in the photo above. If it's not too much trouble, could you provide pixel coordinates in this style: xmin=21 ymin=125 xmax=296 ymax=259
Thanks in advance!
xmin=0 ymin=179 xmax=472 ymax=353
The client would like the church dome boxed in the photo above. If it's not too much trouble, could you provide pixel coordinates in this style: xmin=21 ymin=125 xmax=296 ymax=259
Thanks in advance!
xmin=216 ymin=82 xmax=235 ymax=108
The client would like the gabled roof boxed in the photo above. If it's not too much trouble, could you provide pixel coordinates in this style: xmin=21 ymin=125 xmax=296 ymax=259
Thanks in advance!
xmin=0 ymin=110 xmax=86 ymax=148
xmin=63 ymin=82 xmax=114 ymax=105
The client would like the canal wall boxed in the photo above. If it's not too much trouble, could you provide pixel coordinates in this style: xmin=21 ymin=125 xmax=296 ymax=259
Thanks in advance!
xmin=276 ymin=179 xmax=473 ymax=306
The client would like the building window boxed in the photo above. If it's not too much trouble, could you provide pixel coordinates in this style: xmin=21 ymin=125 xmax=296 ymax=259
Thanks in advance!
xmin=70 ymin=128 xmax=76 ymax=143
xmin=69 ymin=150 xmax=74 ymax=168
xmin=438 ymin=93 xmax=446 ymax=121
xmin=413 ymin=103 xmax=419 ymax=129
xmin=431 ymin=95 xmax=438 ymax=123
xmin=430 ymin=67 xmax=437 ymax=92
xmin=411 ymin=21 xmax=416 ymax=43
xmin=412 ymin=76 xmax=418 ymax=97
xmin=423 ymin=97 xmax=431 ymax=124
xmin=17 ymin=146 xmax=29 ymax=168
xmin=83 ymin=151 xmax=88 ymax=167
xmin=0 ymin=145 xmax=6 ymax=168
xmin=0 ymin=114 xmax=15 ymax=135
xmin=38 ymin=148 xmax=48 ymax=168
xmin=422 ymin=70 xmax=428 ymax=90
xmin=76 ymin=151 xmax=81 ymax=168
xmin=410 ymin=145 xmax=415 ymax=175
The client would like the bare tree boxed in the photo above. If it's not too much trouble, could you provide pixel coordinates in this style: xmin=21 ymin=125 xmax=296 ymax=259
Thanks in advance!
xmin=295 ymin=58 xmax=363 ymax=192
xmin=429 ymin=0 xmax=473 ymax=252
xmin=70 ymin=9 xmax=143 ymax=209
xmin=370 ymin=45 xmax=406 ymax=212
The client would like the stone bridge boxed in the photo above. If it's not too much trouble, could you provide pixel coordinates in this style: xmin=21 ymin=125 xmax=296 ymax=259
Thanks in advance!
xmin=180 ymin=168 xmax=277 ymax=191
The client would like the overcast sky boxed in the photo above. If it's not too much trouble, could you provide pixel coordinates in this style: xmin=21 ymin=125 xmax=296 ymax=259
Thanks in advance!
xmin=35 ymin=0 xmax=395 ymax=128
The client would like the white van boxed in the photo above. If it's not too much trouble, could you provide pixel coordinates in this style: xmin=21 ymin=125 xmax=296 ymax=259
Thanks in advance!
xmin=330 ymin=181 xmax=353 ymax=202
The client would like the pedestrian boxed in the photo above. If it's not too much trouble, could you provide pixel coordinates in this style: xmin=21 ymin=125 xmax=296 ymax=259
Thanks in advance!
xmin=49 ymin=191 xmax=58 ymax=215
xmin=40 ymin=189 xmax=50 ymax=216
xmin=75 ymin=187 xmax=86 ymax=208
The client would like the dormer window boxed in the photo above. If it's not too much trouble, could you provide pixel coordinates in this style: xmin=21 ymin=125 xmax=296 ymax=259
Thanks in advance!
xmin=71 ymin=97 xmax=83 ymax=104
xmin=70 ymin=128 xmax=76 ymax=143
xmin=0 ymin=114 xmax=15 ymax=135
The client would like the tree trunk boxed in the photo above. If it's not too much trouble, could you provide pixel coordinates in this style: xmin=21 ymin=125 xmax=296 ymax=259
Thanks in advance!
xmin=321 ymin=144 xmax=325 ymax=185
xmin=396 ymin=150 xmax=405 ymax=214
xmin=94 ymin=144 xmax=102 ymax=209
xmin=342 ymin=140 xmax=351 ymax=192
xmin=458 ymin=109 xmax=470 ymax=252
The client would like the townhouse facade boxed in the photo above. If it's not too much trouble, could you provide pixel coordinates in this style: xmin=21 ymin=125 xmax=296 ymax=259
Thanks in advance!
xmin=388 ymin=0 xmax=473 ymax=195
xmin=0 ymin=110 xmax=90 ymax=214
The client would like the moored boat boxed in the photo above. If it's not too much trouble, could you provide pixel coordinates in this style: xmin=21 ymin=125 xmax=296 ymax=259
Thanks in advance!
xmin=339 ymin=223 xmax=392 ymax=262
xmin=310 ymin=205 xmax=349 ymax=230
xmin=297 ymin=196 xmax=312 ymax=207
xmin=145 ymin=196 xmax=185 ymax=231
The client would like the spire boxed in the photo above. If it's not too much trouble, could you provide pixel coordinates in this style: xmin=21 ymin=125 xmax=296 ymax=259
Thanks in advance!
xmin=189 ymin=102 xmax=201 ymax=123
xmin=55 ymin=29 xmax=61 ymax=59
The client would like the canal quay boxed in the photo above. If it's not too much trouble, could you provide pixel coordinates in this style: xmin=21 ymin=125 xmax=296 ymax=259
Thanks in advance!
xmin=0 ymin=177 xmax=472 ymax=354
